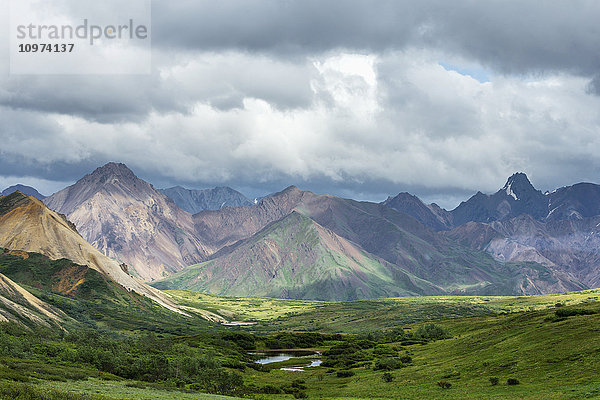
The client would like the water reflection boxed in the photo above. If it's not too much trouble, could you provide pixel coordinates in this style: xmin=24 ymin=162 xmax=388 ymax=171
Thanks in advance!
xmin=250 ymin=350 xmax=322 ymax=371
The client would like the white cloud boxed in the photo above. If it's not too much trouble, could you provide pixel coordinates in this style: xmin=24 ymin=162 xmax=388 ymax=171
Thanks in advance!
xmin=2 ymin=47 xmax=599 ymax=209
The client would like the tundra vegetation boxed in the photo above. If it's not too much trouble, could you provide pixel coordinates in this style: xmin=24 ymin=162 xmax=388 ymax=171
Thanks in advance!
xmin=1 ymin=249 xmax=600 ymax=399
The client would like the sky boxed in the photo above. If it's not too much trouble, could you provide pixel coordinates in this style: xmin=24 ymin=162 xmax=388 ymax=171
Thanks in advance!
xmin=1 ymin=0 xmax=600 ymax=209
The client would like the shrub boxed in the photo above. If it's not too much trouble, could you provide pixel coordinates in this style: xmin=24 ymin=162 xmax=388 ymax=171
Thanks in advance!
xmin=382 ymin=372 xmax=394 ymax=382
xmin=260 ymin=385 xmax=282 ymax=394
xmin=507 ymin=378 xmax=520 ymax=385
xmin=336 ymin=370 xmax=355 ymax=378
xmin=373 ymin=358 xmax=404 ymax=371
xmin=399 ymin=355 xmax=412 ymax=364
xmin=489 ymin=376 xmax=499 ymax=386
xmin=322 ymin=340 xmax=375 ymax=368
xmin=415 ymin=324 xmax=452 ymax=341
xmin=555 ymin=308 xmax=596 ymax=318
xmin=373 ymin=345 xmax=397 ymax=356
xmin=293 ymin=391 xmax=308 ymax=399
xmin=437 ymin=381 xmax=452 ymax=389
xmin=291 ymin=380 xmax=307 ymax=390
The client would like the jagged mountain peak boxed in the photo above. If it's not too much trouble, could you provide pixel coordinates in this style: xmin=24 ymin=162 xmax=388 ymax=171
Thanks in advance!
xmin=87 ymin=162 xmax=139 ymax=183
xmin=502 ymin=172 xmax=537 ymax=200
xmin=93 ymin=161 xmax=134 ymax=175
xmin=265 ymin=185 xmax=308 ymax=203
xmin=452 ymin=172 xmax=547 ymax=225
xmin=388 ymin=192 xmax=422 ymax=202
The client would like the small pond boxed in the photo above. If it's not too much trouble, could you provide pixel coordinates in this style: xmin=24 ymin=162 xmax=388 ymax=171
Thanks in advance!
xmin=250 ymin=350 xmax=322 ymax=371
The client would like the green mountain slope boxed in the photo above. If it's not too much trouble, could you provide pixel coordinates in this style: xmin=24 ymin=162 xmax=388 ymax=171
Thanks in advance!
xmin=154 ymin=212 xmax=442 ymax=301
xmin=0 ymin=269 xmax=67 ymax=329
xmin=0 ymin=248 xmax=214 ymax=334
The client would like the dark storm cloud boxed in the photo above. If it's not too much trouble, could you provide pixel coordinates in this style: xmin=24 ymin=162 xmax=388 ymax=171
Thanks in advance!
xmin=0 ymin=75 xmax=168 ymax=123
xmin=0 ymin=52 xmax=314 ymax=121
xmin=4 ymin=0 xmax=600 ymax=122
xmin=152 ymin=0 xmax=600 ymax=82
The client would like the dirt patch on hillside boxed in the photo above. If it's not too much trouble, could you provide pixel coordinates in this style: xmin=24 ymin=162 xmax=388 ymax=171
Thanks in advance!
xmin=4 ymin=250 xmax=29 ymax=259
xmin=52 ymin=265 xmax=89 ymax=295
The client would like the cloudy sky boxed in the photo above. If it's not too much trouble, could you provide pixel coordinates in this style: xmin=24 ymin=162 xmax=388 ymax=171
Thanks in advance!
xmin=1 ymin=0 xmax=600 ymax=208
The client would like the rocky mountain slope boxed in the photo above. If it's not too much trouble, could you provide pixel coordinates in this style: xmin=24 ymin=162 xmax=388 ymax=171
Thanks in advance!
xmin=0 ymin=192 xmax=179 ymax=311
xmin=33 ymin=163 xmax=598 ymax=299
xmin=160 ymin=186 xmax=252 ymax=214
xmin=382 ymin=173 xmax=600 ymax=289
xmin=1 ymin=184 xmax=45 ymax=199
xmin=44 ymin=163 xmax=210 ymax=281
xmin=445 ymin=214 xmax=600 ymax=288
xmin=546 ymin=183 xmax=600 ymax=221
xmin=382 ymin=192 xmax=453 ymax=231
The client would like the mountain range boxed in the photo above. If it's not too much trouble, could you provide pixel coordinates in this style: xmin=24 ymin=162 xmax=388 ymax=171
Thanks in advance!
xmin=159 ymin=186 xmax=253 ymax=214
xmin=3 ymin=163 xmax=599 ymax=301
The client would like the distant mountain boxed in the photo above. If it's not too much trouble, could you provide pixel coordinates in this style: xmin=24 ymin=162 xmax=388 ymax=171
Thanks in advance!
xmin=43 ymin=163 xmax=209 ymax=282
xmin=1 ymin=184 xmax=45 ymax=200
xmin=154 ymin=211 xmax=442 ymax=301
xmin=0 ymin=191 xmax=178 ymax=311
xmin=382 ymin=192 xmax=453 ymax=231
xmin=384 ymin=174 xmax=600 ymax=229
xmin=192 ymin=185 xmax=306 ymax=251
xmin=451 ymin=173 xmax=548 ymax=226
xmin=160 ymin=186 xmax=253 ymax=214
xmin=445 ymin=214 xmax=600 ymax=289
xmin=546 ymin=183 xmax=600 ymax=221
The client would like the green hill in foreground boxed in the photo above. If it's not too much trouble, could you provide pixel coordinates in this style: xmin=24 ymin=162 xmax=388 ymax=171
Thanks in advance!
xmin=0 ymin=248 xmax=214 ymax=334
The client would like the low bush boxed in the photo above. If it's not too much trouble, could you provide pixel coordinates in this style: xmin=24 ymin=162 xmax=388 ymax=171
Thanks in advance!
xmin=259 ymin=385 xmax=282 ymax=394
xmin=336 ymin=370 xmax=355 ymax=378
xmin=507 ymin=378 xmax=520 ymax=385
xmin=555 ymin=308 xmax=596 ymax=318
xmin=415 ymin=324 xmax=452 ymax=341
xmin=437 ymin=381 xmax=452 ymax=389
xmin=373 ymin=358 xmax=405 ymax=371
xmin=399 ymin=355 xmax=412 ymax=363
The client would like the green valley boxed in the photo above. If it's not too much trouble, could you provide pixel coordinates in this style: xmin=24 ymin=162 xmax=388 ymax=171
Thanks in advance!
xmin=1 ymin=247 xmax=599 ymax=399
